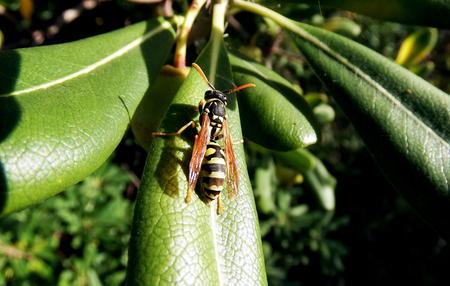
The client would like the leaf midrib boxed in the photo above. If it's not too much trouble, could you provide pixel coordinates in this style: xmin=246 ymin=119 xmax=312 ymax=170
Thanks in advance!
xmin=206 ymin=2 xmax=229 ymax=285
xmin=1 ymin=21 xmax=172 ymax=98
xmin=286 ymin=21 xmax=448 ymax=148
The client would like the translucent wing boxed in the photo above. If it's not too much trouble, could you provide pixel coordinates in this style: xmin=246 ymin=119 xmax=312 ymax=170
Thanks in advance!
xmin=223 ymin=119 xmax=239 ymax=199
xmin=187 ymin=112 xmax=211 ymax=201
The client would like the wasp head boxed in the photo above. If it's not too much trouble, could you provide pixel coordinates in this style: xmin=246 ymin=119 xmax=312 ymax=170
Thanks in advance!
xmin=205 ymin=90 xmax=227 ymax=105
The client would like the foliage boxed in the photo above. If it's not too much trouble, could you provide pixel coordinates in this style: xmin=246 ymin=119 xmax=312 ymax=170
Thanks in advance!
xmin=0 ymin=0 xmax=449 ymax=285
xmin=0 ymin=158 xmax=133 ymax=285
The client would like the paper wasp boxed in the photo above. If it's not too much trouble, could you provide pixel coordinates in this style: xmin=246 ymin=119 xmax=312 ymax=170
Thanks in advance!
xmin=153 ymin=63 xmax=255 ymax=214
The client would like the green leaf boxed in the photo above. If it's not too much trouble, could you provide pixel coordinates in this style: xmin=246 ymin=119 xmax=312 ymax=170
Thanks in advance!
xmin=0 ymin=18 xmax=176 ymax=215
xmin=254 ymin=155 xmax=277 ymax=215
xmin=268 ymin=0 xmax=450 ymax=28
xmin=303 ymin=156 xmax=336 ymax=211
xmin=131 ymin=65 xmax=190 ymax=151
xmin=229 ymin=53 xmax=318 ymax=151
xmin=320 ymin=17 xmax=361 ymax=38
xmin=273 ymin=148 xmax=316 ymax=173
xmin=304 ymin=92 xmax=329 ymax=108
xmin=87 ymin=269 xmax=102 ymax=286
xmin=395 ymin=28 xmax=438 ymax=67
xmin=233 ymin=0 xmax=450 ymax=239
xmin=234 ymin=0 xmax=449 ymax=238
xmin=127 ymin=39 xmax=267 ymax=285
xmin=271 ymin=147 xmax=335 ymax=210
xmin=286 ymin=22 xmax=450 ymax=239
xmin=312 ymin=103 xmax=335 ymax=125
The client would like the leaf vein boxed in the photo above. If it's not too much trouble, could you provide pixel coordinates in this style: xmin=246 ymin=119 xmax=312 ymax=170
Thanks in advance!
xmin=2 ymin=21 xmax=172 ymax=97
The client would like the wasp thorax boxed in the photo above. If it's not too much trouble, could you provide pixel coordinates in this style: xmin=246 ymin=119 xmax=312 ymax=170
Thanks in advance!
xmin=205 ymin=90 xmax=227 ymax=105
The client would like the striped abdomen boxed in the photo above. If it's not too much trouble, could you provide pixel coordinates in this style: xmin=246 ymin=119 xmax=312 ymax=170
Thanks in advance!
xmin=200 ymin=141 xmax=226 ymax=202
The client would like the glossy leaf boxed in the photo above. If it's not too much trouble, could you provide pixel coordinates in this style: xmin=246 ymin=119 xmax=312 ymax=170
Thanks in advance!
xmin=287 ymin=22 xmax=450 ymax=239
xmin=0 ymin=18 xmax=176 ymax=215
xmin=229 ymin=53 xmax=318 ymax=151
xmin=127 ymin=39 xmax=267 ymax=285
xmin=131 ymin=65 xmax=190 ymax=151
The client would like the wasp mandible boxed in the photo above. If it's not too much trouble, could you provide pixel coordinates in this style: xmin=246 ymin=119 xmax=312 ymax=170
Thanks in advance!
xmin=153 ymin=63 xmax=255 ymax=214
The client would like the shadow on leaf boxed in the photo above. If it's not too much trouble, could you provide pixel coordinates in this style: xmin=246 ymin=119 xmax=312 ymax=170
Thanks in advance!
xmin=154 ymin=103 xmax=198 ymax=198
xmin=0 ymin=49 xmax=21 ymax=213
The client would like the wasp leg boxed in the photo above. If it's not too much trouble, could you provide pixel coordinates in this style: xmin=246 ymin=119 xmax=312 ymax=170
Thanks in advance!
xmin=197 ymin=99 xmax=205 ymax=113
xmin=152 ymin=120 xmax=196 ymax=136
xmin=216 ymin=194 xmax=224 ymax=215
xmin=185 ymin=188 xmax=192 ymax=203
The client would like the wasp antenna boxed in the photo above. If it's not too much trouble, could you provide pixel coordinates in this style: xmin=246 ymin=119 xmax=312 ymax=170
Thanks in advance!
xmin=223 ymin=83 xmax=256 ymax=94
xmin=192 ymin=63 xmax=216 ymax=90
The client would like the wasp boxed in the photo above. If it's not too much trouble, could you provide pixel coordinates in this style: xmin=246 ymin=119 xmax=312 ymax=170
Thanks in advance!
xmin=153 ymin=63 xmax=255 ymax=214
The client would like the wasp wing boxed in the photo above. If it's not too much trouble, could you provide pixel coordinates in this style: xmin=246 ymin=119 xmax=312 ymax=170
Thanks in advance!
xmin=187 ymin=112 xmax=211 ymax=196
xmin=223 ymin=119 xmax=239 ymax=199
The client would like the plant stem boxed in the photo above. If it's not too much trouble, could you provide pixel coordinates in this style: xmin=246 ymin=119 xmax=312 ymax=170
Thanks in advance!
xmin=211 ymin=0 xmax=228 ymax=40
xmin=174 ymin=0 xmax=208 ymax=67
xmin=207 ymin=0 xmax=228 ymax=83
xmin=231 ymin=0 xmax=346 ymax=69
xmin=231 ymin=0 xmax=339 ymax=54
xmin=231 ymin=0 xmax=301 ymax=32
xmin=230 ymin=0 xmax=348 ymax=72
xmin=231 ymin=0 xmax=402 ymax=110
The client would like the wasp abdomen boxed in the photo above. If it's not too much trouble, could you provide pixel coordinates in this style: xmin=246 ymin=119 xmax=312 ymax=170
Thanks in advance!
xmin=200 ymin=141 xmax=226 ymax=202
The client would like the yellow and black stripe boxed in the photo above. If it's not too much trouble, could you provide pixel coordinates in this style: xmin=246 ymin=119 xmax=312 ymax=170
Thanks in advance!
xmin=200 ymin=96 xmax=226 ymax=138
xmin=200 ymin=140 xmax=226 ymax=202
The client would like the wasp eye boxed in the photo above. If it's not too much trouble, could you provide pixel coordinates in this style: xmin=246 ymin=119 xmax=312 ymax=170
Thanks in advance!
xmin=221 ymin=96 xmax=228 ymax=105
xmin=218 ymin=93 xmax=227 ymax=103
xmin=205 ymin=90 xmax=215 ymax=99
